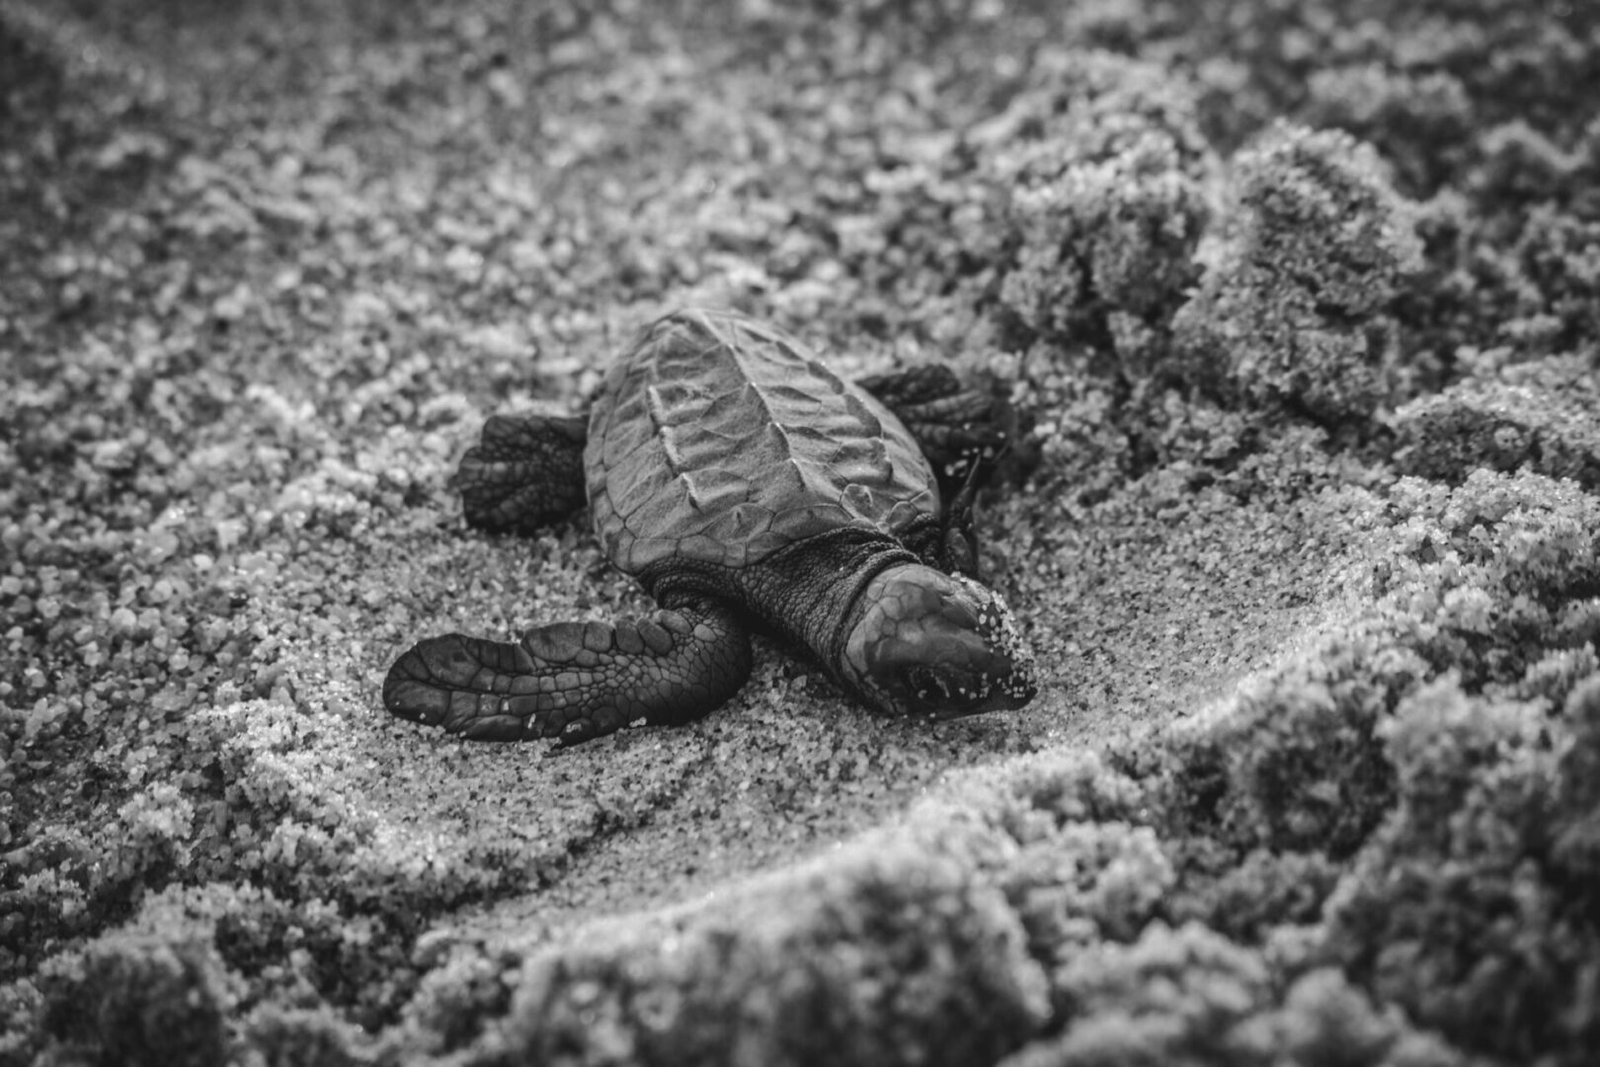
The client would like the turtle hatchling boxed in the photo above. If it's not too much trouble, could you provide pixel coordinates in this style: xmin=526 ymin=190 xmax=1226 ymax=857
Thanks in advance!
xmin=384 ymin=308 xmax=1037 ymax=744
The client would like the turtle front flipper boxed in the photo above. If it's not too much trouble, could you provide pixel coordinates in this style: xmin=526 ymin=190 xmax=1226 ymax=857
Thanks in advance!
xmin=382 ymin=599 xmax=753 ymax=744
xmin=899 ymin=455 xmax=983 ymax=578
xmin=855 ymin=365 xmax=1010 ymax=481
xmin=453 ymin=413 xmax=589 ymax=534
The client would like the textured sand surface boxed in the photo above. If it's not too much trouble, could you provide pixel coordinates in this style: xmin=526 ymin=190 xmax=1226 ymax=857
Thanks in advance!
xmin=2 ymin=2 xmax=1598 ymax=1065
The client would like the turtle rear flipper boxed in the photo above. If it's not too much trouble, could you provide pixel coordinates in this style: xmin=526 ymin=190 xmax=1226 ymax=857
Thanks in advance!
xmin=453 ymin=413 xmax=588 ymax=534
xmin=382 ymin=599 xmax=752 ymax=745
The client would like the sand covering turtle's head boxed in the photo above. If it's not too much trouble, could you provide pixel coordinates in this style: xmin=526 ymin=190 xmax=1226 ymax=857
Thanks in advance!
xmin=841 ymin=565 xmax=1037 ymax=719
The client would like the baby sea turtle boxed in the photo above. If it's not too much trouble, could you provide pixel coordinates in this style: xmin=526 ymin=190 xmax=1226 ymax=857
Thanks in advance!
xmin=384 ymin=308 xmax=1036 ymax=744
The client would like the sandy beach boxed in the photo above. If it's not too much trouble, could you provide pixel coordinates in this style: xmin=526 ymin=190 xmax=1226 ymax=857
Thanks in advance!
xmin=2 ymin=2 xmax=1597 ymax=1064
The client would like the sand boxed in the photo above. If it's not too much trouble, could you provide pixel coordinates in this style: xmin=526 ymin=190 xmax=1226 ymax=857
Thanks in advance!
xmin=2 ymin=2 xmax=1597 ymax=1064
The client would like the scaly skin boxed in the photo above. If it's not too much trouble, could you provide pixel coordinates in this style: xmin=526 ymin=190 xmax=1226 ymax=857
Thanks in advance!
xmin=838 ymin=564 xmax=1036 ymax=718
xmin=856 ymin=364 xmax=1009 ymax=483
xmin=383 ymin=600 xmax=751 ymax=744
xmin=453 ymin=413 xmax=588 ymax=534
xmin=383 ymin=533 xmax=1035 ymax=741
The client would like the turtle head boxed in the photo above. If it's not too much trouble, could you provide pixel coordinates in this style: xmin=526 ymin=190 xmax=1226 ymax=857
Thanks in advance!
xmin=841 ymin=564 xmax=1038 ymax=719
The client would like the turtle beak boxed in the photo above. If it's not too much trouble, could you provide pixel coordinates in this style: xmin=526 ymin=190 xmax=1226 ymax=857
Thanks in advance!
xmin=902 ymin=663 xmax=1032 ymax=720
xmin=841 ymin=563 xmax=1038 ymax=721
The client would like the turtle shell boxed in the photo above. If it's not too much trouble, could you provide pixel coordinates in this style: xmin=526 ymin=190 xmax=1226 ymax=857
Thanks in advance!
xmin=586 ymin=309 xmax=936 ymax=574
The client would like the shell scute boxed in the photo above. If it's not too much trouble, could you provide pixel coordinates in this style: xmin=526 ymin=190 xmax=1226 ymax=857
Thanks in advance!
xmin=586 ymin=309 xmax=935 ymax=573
